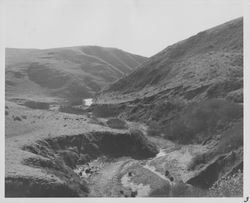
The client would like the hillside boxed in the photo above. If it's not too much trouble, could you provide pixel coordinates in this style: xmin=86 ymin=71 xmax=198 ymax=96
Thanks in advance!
xmin=93 ymin=18 xmax=243 ymax=193
xmin=96 ymin=17 xmax=243 ymax=142
xmin=5 ymin=46 xmax=146 ymax=105
xmin=98 ymin=17 xmax=243 ymax=103
xmin=96 ymin=18 xmax=243 ymax=126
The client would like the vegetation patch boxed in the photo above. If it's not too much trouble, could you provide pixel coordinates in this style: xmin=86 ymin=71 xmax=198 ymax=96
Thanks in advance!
xmin=161 ymin=99 xmax=242 ymax=144
xmin=106 ymin=118 xmax=128 ymax=129
xmin=24 ymin=100 xmax=50 ymax=110
xmin=92 ymin=104 xmax=126 ymax=118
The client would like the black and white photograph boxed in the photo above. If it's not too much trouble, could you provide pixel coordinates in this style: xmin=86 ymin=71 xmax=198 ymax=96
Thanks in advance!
xmin=1 ymin=0 xmax=249 ymax=200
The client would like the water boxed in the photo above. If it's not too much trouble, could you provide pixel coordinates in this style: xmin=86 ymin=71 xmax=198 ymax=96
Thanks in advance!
xmin=83 ymin=98 xmax=93 ymax=106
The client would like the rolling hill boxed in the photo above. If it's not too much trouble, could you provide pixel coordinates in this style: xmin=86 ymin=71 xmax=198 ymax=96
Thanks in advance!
xmin=5 ymin=46 xmax=146 ymax=105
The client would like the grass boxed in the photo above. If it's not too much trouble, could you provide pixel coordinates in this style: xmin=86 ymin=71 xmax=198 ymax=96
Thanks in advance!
xmin=6 ymin=47 xmax=146 ymax=104
xmin=92 ymin=104 xmax=122 ymax=118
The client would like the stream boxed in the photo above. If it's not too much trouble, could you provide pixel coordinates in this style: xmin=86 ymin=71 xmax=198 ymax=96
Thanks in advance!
xmin=83 ymin=98 xmax=93 ymax=106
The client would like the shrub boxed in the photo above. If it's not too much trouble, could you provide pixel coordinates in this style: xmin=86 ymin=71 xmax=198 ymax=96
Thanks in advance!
xmin=13 ymin=116 xmax=22 ymax=121
xmin=106 ymin=118 xmax=128 ymax=129
xmin=24 ymin=100 xmax=50 ymax=110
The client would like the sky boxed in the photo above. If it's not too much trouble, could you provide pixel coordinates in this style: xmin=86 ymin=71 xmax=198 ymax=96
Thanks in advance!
xmin=2 ymin=0 xmax=243 ymax=57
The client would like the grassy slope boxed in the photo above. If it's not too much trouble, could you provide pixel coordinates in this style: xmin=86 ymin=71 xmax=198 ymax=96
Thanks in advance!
xmin=97 ymin=17 xmax=243 ymax=103
xmin=5 ymin=46 xmax=147 ymax=104
xmin=96 ymin=18 xmax=243 ymax=143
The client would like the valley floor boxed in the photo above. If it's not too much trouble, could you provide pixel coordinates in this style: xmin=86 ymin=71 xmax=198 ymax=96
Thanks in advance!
xmin=5 ymin=99 xmax=242 ymax=197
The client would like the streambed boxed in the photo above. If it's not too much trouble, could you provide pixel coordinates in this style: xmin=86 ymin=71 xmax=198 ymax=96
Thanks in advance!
xmin=73 ymin=143 xmax=205 ymax=197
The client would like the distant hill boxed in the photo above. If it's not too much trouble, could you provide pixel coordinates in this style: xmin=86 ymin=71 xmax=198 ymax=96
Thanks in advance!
xmin=5 ymin=46 xmax=147 ymax=104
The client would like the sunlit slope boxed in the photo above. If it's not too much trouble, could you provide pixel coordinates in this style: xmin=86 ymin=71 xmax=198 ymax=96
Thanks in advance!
xmin=5 ymin=46 xmax=147 ymax=104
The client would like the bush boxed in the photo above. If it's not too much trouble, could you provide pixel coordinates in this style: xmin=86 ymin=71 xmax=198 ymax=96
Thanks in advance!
xmin=24 ymin=100 xmax=50 ymax=110
xmin=13 ymin=116 xmax=22 ymax=121
xmin=106 ymin=118 xmax=128 ymax=129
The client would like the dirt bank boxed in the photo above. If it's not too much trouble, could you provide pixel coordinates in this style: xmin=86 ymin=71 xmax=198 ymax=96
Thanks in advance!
xmin=6 ymin=130 xmax=158 ymax=197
